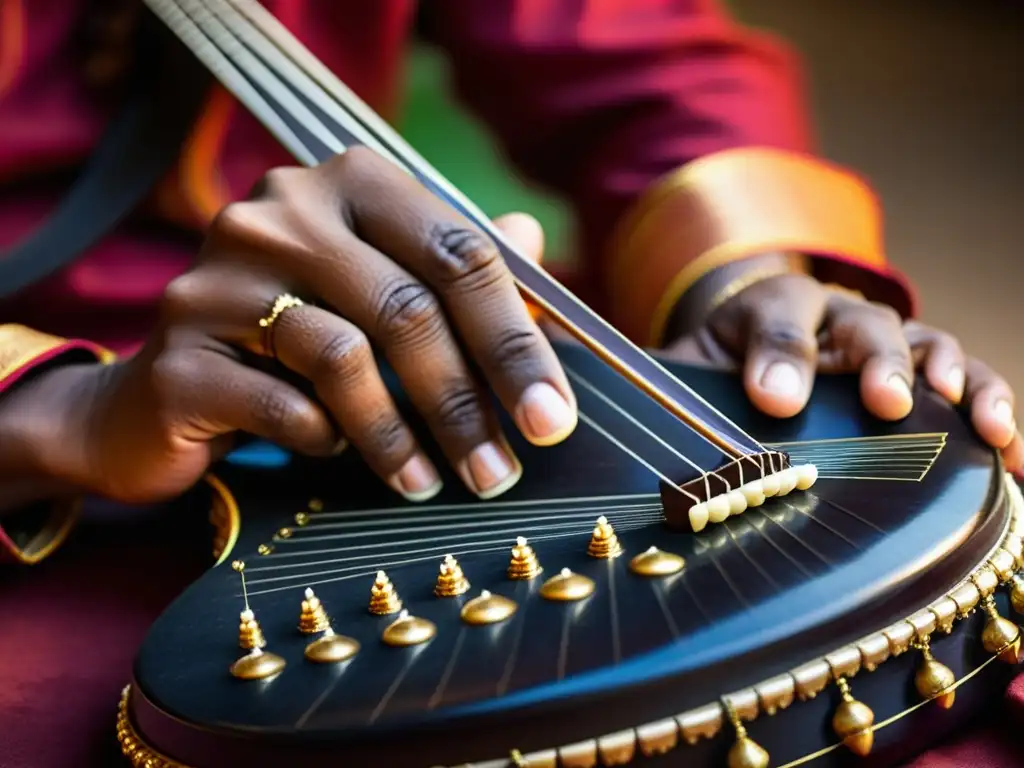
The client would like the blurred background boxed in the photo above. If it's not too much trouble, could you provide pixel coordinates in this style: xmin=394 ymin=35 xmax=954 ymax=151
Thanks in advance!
xmin=398 ymin=0 xmax=1023 ymax=391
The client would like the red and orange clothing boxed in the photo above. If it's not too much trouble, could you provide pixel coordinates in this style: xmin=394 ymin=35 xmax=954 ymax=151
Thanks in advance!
xmin=0 ymin=1 xmax=962 ymax=766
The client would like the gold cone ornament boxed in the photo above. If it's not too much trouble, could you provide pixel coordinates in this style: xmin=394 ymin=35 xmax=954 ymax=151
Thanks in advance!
xmin=238 ymin=609 xmax=266 ymax=651
xmin=914 ymin=638 xmax=956 ymax=709
xmin=725 ymin=704 xmax=769 ymax=768
xmin=368 ymin=571 xmax=402 ymax=615
xmin=1010 ymin=574 xmax=1024 ymax=615
xmin=508 ymin=537 xmax=543 ymax=580
xmin=435 ymin=555 xmax=470 ymax=597
xmin=587 ymin=515 xmax=624 ymax=559
xmin=980 ymin=595 xmax=1023 ymax=664
xmin=298 ymin=588 xmax=331 ymax=634
xmin=831 ymin=678 xmax=875 ymax=757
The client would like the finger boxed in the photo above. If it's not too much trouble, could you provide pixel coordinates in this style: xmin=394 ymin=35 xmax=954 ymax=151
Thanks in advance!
xmin=171 ymin=242 xmax=522 ymax=498
xmin=904 ymin=321 xmax=966 ymax=404
xmin=492 ymin=212 xmax=544 ymax=265
xmin=271 ymin=302 xmax=444 ymax=502
xmin=964 ymin=357 xmax=1017 ymax=449
xmin=154 ymin=348 xmax=339 ymax=457
xmin=732 ymin=275 xmax=828 ymax=418
xmin=826 ymin=298 xmax=915 ymax=421
xmin=331 ymin=149 xmax=577 ymax=448
xmin=1002 ymin=431 xmax=1024 ymax=477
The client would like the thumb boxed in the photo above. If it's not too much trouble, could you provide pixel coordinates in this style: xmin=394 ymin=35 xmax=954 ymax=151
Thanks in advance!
xmin=493 ymin=212 xmax=545 ymax=266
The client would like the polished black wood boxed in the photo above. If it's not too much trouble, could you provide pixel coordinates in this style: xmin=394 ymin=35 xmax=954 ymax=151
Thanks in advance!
xmin=128 ymin=342 xmax=1008 ymax=767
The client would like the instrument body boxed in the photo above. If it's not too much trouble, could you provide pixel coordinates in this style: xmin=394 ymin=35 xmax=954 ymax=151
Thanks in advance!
xmin=124 ymin=345 xmax=1020 ymax=767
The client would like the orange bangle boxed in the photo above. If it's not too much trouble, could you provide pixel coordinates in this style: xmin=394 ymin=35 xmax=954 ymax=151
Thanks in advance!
xmin=0 ymin=324 xmax=116 ymax=565
xmin=606 ymin=147 xmax=887 ymax=346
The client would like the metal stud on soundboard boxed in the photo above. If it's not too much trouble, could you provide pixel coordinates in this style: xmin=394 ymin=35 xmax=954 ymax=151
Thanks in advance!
xmin=540 ymin=568 xmax=595 ymax=602
xmin=461 ymin=590 xmax=518 ymax=626
xmin=381 ymin=610 xmax=437 ymax=647
xmin=629 ymin=547 xmax=685 ymax=577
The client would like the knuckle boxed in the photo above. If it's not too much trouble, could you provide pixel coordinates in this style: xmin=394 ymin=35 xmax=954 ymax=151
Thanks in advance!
xmin=375 ymin=279 xmax=445 ymax=344
xmin=362 ymin=415 xmax=411 ymax=459
xmin=751 ymin=321 xmax=815 ymax=358
xmin=255 ymin=166 xmax=305 ymax=199
xmin=433 ymin=386 xmax=484 ymax=432
xmin=252 ymin=386 xmax=307 ymax=432
xmin=160 ymin=273 xmax=201 ymax=322
xmin=489 ymin=327 xmax=543 ymax=369
xmin=867 ymin=301 xmax=903 ymax=327
xmin=210 ymin=200 xmax=261 ymax=243
xmin=314 ymin=328 xmax=373 ymax=383
xmin=149 ymin=350 xmax=198 ymax=404
xmin=426 ymin=223 xmax=505 ymax=291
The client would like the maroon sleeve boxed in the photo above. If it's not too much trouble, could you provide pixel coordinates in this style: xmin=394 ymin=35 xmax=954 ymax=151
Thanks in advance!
xmin=428 ymin=0 xmax=813 ymax=277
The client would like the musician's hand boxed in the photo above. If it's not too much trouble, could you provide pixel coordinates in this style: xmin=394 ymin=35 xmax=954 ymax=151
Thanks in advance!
xmin=662 ymin=273 xmax=1024 ymax=474
xmin=63 ymin=150 xmax=578 ymax=504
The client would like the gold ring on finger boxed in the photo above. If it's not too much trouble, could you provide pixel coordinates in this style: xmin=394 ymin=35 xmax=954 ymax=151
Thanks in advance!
xmin=258 ymin=293 xmax=305 ymax=356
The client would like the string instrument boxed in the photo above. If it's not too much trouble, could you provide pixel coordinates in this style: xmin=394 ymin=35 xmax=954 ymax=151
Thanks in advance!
xmin=118 ymin=2 xmax=1024 ymax=766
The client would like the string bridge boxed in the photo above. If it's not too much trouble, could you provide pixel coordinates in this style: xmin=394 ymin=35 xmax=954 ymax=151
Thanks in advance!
xmin=660 ymin=451 xmax=818 ymax=532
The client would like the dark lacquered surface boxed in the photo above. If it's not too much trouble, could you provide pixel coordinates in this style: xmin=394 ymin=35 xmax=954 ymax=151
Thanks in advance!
xmin=132 ymin=341 xmax=1004 ymax=766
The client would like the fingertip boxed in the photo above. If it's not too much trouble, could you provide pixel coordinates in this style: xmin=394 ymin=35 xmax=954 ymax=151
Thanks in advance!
xmin=860 ymin=370 xmax=914 ymax=421
xmin=514 ymin=381 xmax=578 ymax=446
xmin=387 ymin=451 xmax=444 ymax=502
xmin=493 ymin=212 xmax=544 ymax=264
xmin=746 ymin=360 xmax=810 ymax=418
xmin=1003 ymin=432 xmax=1024 ymax=476
xmin=973 ymin=396 xmax=1016 ymax=450
xmin=926 ymin=363 xmax=965 ymax=405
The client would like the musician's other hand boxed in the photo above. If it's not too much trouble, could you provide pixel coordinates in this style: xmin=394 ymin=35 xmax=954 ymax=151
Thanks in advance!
xmin=71 ymin=150 xmax=577 ymax=504
xmin=662 ymin=273 xmax=1023 ymax=474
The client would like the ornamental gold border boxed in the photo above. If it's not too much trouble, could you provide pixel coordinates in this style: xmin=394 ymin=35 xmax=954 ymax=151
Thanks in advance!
xmin=117 ymin=475 xmax=1024 ymax=768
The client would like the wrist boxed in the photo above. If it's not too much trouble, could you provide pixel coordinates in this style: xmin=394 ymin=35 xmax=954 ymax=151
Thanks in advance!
xmin=662 ymin=251 xmax=810 ymax=343
xmin=0 ymin=362 xmax=108 ymax=513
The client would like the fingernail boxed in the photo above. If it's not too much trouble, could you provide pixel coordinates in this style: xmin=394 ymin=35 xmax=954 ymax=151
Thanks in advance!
xmin=761 ymin=362 xmax=803 ymax=399
xmin=515 ymin=382 xmax=577 ymax=446
xmin=332 ymin=438 xmax=349 ymax=455
xmin=389 ymin=453 xmax=443 ymax=502
xmin=887 ymin=373 xmax=913 ymax=402
xmin=946 ymin=365 xmax=965 ymax=401
xmin=994 ymin=399 xmax=1015 ymax=428
xmin=459 ymin=440 xmax=521 ymax=499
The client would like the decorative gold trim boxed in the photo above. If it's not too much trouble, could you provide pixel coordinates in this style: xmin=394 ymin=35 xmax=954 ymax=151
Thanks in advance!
xmin=116 ymin=686 xmax=188 ymax=768
xmin=205 ymin=473 xmax=241 ymax=566
xmin=118 ymin=473 xmax=1024 ymax=768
